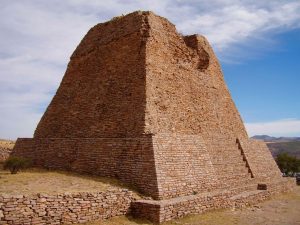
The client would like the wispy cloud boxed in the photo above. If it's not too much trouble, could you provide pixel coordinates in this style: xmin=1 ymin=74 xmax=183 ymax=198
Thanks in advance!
xmin=0 ymin=0 xmax=300 ymax=139
xmin=245 ymin=119 xmax=300 ymax=137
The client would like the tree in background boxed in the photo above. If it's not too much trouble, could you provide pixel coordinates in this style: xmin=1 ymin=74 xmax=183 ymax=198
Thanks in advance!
xmin=276 ymin=153 xmax=300 ymax=176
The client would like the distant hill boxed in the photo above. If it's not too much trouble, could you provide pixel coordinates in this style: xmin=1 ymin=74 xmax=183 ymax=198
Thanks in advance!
xmin=251 ymin=135 xmax=300 ymax=143
xmin=251 ymin=135 xmax=300 ymax=159
xmin=267 ymin=141 xmax=300 ymax=159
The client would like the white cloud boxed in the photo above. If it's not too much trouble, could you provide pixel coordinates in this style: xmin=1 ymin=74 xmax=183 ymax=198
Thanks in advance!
xmin=0 ymin=0 xmax=299 ymax=139
xmin=175 ymin=1 xmax=300 ymax=60
xmin=245 ymin=119 xmax=300 ymax=137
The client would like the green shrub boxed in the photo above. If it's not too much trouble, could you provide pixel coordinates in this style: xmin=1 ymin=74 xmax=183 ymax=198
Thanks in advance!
xmin=3 ymin=156 xmax=32 ymax=174
xmin=276 ymin=153 xmax=300 ymax=176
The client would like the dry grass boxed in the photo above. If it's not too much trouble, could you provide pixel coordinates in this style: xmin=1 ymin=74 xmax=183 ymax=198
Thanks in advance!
xmin=167 ymin=186 xmax=300 ymax=225
xmin=0 ymin=139 xmax=137 ymax=196
xmin=0 ymin=139 xmax=15 ymax=149
xmin=0 ymin=167 xmax=131 ymax=196
xmin=78 ymin=216 xmax=150 ymax=225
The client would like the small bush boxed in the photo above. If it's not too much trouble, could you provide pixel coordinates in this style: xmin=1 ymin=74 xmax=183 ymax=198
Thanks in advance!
xmin=3 ymin=156 xmax=32 ymax=174
xmin=276 ymin=153 xmax=300 ymax=176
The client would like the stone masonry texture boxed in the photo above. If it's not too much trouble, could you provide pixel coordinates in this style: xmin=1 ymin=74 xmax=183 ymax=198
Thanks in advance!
xmin=0 ymin=188 xmax=135 ymax=224
xmin=11 ymin=11 xmax=296 ymax=224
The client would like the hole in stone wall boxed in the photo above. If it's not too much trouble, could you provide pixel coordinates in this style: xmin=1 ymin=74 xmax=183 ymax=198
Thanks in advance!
xmin=183 ymin=35 xmax=210 ymax=71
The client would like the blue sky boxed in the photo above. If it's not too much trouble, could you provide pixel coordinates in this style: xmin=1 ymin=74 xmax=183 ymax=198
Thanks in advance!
xmin=223 ymin=28 xmax=300 ymax=136
xmin=0 ymin=0 xmax=300 ymax=139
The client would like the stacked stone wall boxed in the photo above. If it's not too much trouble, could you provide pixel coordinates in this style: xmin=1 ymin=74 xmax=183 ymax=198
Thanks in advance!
xmin=12 ymin=136 xmax=286 ymax=201
xmin=204 ymin=137 xmax=254 ymax=190
xmin=13 ymin=134 xmax=219 ymax=200
xmin=13 ymin=137 xmax=158 ymax=199
xmin=144 ymin=13 xmax=248 ymax=140
xmin=239 ymin=139 xmax=282 ymax=181
xmin=0 ymin=189 xmax=135 ymax=224
xmin=152 ymin=134 xmax=219 ymax=199
xmin=14 ymin=134 xmax=266 ymax=201
xmin=132 ymin=178 xmax=295 ymax=223
xmin=142 ymin=12 xmax=261 ymax=195
xmin=34 ymin=12 xmax=148 ymax=138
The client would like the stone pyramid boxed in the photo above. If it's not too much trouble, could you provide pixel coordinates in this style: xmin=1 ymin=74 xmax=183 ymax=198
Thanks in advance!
xmin=13 ymin=11 xmax=294 ymax=223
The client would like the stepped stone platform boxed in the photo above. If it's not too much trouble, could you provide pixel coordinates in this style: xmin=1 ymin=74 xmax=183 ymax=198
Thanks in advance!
xmin=132 ymin=178 xmax=295 ymax=223
xmin=12 ymin=11 xmax=296 ymax=224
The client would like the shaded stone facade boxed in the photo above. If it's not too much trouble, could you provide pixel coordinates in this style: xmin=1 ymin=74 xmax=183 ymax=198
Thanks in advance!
xmin=12 ymin=11 xmax=295 ymax=223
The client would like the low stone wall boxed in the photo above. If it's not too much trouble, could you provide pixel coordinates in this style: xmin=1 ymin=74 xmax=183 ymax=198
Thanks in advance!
xmin=0 ymin=178 xmax=295 ymax=224
xmin=132 ymin=190 xmax=233 ymax=223
xmin=132 ymin=178 xmax=296 ymax=223
xmin=233 ymin=178 xmax=296 ymax=208
xmin=0 ymin=188 xmax=136 ymax=225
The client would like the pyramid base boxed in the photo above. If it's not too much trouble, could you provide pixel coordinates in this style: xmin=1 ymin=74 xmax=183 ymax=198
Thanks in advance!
xmin=11 ymin=133 xmax=223 ymax=200
xmin=12 ymin=136 xmax=159 ymax=198
xmin=132 ymin=178 xmax=296 ymax=224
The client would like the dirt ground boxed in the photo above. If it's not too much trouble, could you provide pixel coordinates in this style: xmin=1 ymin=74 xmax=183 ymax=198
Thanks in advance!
xmin=83 ymin=186 xmax=300 ymax=225
xmin=0 ymin=168 xmax=128 ymax=196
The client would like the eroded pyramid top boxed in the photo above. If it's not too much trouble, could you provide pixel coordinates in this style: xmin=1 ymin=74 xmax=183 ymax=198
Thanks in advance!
xmin=34 ymin=11 xmax=248 ymax=140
